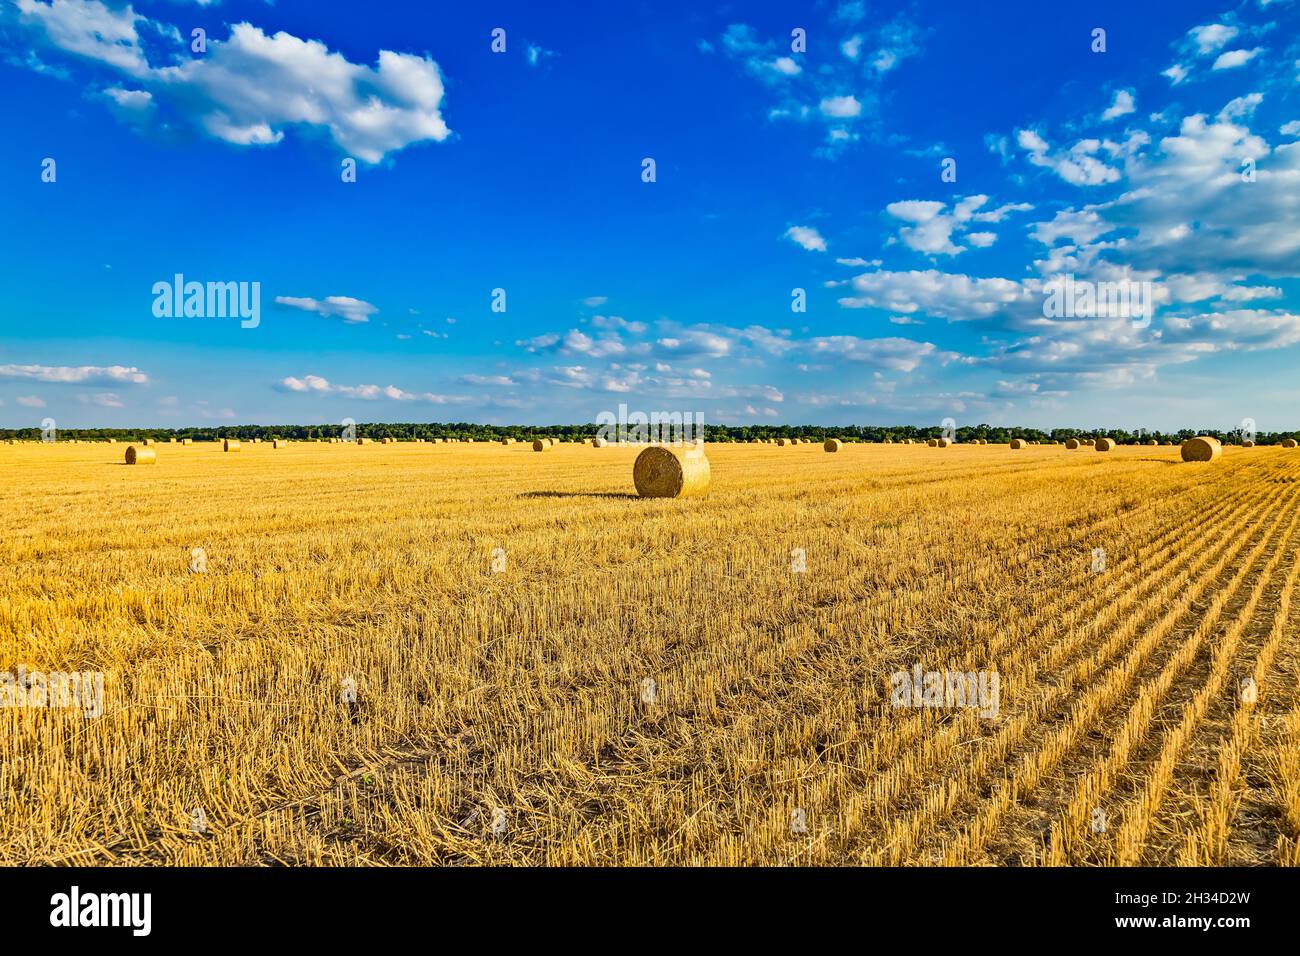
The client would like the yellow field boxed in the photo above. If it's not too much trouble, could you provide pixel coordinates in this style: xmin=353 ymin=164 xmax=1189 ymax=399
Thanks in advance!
xmin=3 ymin=440 xmax=1299 ymax=865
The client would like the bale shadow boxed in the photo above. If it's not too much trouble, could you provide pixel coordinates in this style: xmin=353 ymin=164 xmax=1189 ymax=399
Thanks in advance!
xmin=519 ymin=490 xmax=639 ymax=500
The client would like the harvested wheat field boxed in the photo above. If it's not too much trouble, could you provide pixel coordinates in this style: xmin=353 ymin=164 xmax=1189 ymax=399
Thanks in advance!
xmin=2 ymin=439 xmax=1299 ymax=867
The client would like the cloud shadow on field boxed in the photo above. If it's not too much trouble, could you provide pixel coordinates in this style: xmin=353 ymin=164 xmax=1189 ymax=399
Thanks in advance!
xmin=519 ymin=491 xmax=639 ymax=500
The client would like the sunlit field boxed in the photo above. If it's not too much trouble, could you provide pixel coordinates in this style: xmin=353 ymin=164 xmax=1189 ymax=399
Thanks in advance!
xmin=3 ymin=440 xmax=1298 ymax=865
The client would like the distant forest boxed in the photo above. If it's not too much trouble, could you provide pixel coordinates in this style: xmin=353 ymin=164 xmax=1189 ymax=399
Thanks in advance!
xmin=3 ymin=423 xmax=1295 ymax=445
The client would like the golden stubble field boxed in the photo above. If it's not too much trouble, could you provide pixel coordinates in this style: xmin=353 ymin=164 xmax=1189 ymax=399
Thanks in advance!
xmin=2 ymin=439 xmax=1299 ymax=866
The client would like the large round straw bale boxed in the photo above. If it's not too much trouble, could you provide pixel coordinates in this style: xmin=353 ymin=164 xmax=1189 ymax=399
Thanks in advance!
xmin=141 ymin=438 xmax=152 ymax=446
xmin=592 ymin=437 xmax=607 ymax=447
xmin=272 ymin=439 xmax=284 ymax=449
xmin=776 ymin=437 xmax=789 ymax=446
xmin=223 ymin=438 xmax=241 ymax=452
xmin=1147 ymin=439 xmax=1159 ymax=445
xmin=1181 ymin=436 xmax=1222 ymax=462
xmin=124 ymin=445 xmax=155 ymax=465
xmin=532 ymin=439 xmax=548 ymax=451
xmin=824 ymin=438 xmax=843 ymax=452
xmin=936 ymin=437 xmax=952 ymax=448
xmin=633 ymin=445 xmax=711 ymax=498
xmin=1066 ymin=439 xmax=1081 ymax=449
xmin=1095 ymin=437 xmax=1116 ymax=452
xmin=181 ymin=438 xmax=192 ymax=445
xmin=1010 ymin=438 xmax=1028 ymax=449
xmin=927 ymin=438 xmax=938 ymax=447
xmin=1242 ymin=439 xmax=1255 ymax=447
xmin=1284 ymin=438 xmax=1298 ymax=448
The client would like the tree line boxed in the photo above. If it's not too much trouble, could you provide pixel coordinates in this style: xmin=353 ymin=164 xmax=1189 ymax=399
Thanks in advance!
xmin=2 ymin=423 xmax=1294 ymax=444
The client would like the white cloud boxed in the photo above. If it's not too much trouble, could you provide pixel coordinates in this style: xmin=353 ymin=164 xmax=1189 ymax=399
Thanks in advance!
xmin=276 ymin=374 xmax=465 ymax=403
xmin=0 ymin=363 xmax=148 ymax=384
xmin=784 ymin=225 xmax=828 ymax=251
xmin=275 ymin=295 xmax=377 ymax=323
xmin=819 ymin=94 xmax=861 ymax=118
xmin=1017 ymin=129 xmax=1121 ymax=185
xmin=1212 ymin=48 xmax=1262 ymax=70
xmin=15 ymin=395 xmax=45 ymax=408
xmin=16 ymin=5 xmax=452 ymax=163
xmin=1162 ymin=63 xmax=1190 ymax=85
xmin=1101 ymin=89 xmax=1135 ymax=122
xmin=1188 ymin=24 xmax=1239 ymax=55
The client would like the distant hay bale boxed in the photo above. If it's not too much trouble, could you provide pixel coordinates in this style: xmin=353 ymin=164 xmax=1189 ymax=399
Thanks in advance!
xmin=1095 ymin=437 xmax=1116 ymax=452
xmin=1242 ymin=439 xmax=1255 ymax=447
xmin=181 ymin=438 xmax=192 ymax=445
xmin=776 ymin=438 xmax=789 ymax=446
xmin=141 ymin=438 xmax=152 ymax=446
xmin=633 ymin=444 xmax=711 ymax=498
xmin=592 ymin=437 xmax=607 ymax=447
xmin=124 ymin=445 xmax=155 ymax=465
xmin=1284 ymin=438 xmax=1298 ymax=448
xmin=1066 ymin=439 xmax=1081 ymax=449
xmin=1147 ymin=439 xmax=1159 ymax=445
xmin=824 ymin=438 xmax=843 ymax=452
xmin=501 ymin=438 xmax=514 ymax=445
xmin=356 ymin=437 xmax=369 ymax=445
xmin=927 ymin=438 xmax=938 ymax=447
xmin=532 ymin=439 xmax=548 ymax=452
xmin=223 ymin=438 xmax=241 ymax=452
xmin=1010 ymin=438 xmax=1028 ymax=449
xmin=1181 ymin=436 xmax=1223 ymax=462
xmin=272 ymin=439 xmax=285 ymax=449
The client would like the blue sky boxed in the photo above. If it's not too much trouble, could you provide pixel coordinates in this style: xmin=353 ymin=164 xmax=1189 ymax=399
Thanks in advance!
xmin=2 ymin=0 xmax=1299 ymax=429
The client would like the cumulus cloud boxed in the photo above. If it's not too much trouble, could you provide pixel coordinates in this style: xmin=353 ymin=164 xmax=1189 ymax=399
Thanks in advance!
xmin=275 ymin=295 xmax=377 ymax=324
xmin=1017 ymin=129 xmax=1121 ymax=185
xmin=276 ymin=374 xmax=465 ymax=403
xmin=784 ymin=225 xmax=827 ymax=251
xmin=15 ymin=2 xmax=452 ymax=163
xmin=0 ymin=363 xmax=149 ymax=384
xmin=1101 ymin=89 xmax=1135 ymax=122
xmin=1212 ymin=48 xmax=1262 ymax=70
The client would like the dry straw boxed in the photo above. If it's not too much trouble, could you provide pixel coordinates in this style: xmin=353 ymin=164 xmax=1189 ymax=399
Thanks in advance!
xmin=532 ymin=439 xmax=548 ymax=452
xmin=124 ymin=445 xmax=156 ymax=465
xmin=1181 ymin=436 xmax=1222 ymax=462
xmin=223 ymin=438 xmax=241 ymax=452
xmin=824 ymin=438 xmax=843 ymax=452
xmin=1010 ymin=438 xmax=1028 ymax=449
xmin=1284 ymin=439 xmax=1298 ymax=448
xmin=1095 ymin=437 xmax=1116 ymax=452
xmin=633 ymin=444 xmax=711 ymax=498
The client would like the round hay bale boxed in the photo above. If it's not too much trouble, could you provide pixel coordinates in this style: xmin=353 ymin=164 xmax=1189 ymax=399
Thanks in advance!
xmin=1010 ymin=438 xmax=1028 ymax=449
xmin=532 ymin=439 xmax=548 ymax=452
xmin=181 ymin=438 xmax=192 ymax=445
xmin=824 ymin=438 xmax=843 ymax=452
xmin=1284 ymin=438 xmax=1298 ymax=448
xmin=223 ymin=438 xmax=241 ymax=452
xmin=141 ymin=438 xmax=152 ymax=446
xmin=1083 ymin=438 xmax=1095 ymax=446
xmin=124 ymin=445 xmax=155 ymax=465
xmin=1065 ymin=439 xmax=1080 ymax=449
xmin=1242 ymin=439 xmax=1255 ymax=447
xmin=272 ymin=439 xmax=284 ymax=449
xmin=776 ymin=438 xmax=789 ymax=447
xmin=633 ymin=445 xmax=711 ymax=498
xmin=501 ymin=438 xmax=514 ymax=445
xmin=1095 ymin=437 xmax=1116 ymax=452
xmin=935 ymin=437 xmax=951 ymax=448
xmin=592 ymin=437 xmax=607 ymax=447
xmin=1181 ymin=436 xmax=1222 ymax=462
xmin=1147 ymin=439 xmax=1159 ymax=445
xmin=927 ymin=438 xmax=938 ymax=447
